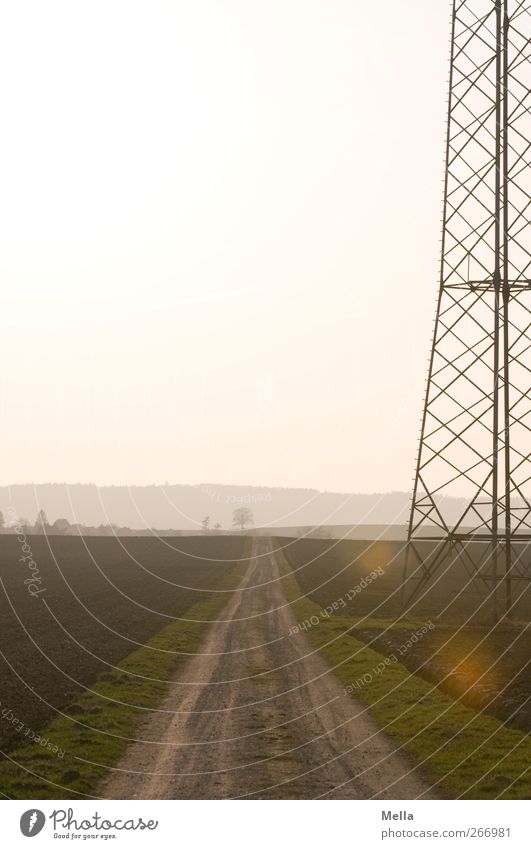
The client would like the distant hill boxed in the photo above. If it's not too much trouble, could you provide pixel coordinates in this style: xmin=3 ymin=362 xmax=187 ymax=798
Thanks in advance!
xmin=0 ymin=483 xmax=472 ymax=532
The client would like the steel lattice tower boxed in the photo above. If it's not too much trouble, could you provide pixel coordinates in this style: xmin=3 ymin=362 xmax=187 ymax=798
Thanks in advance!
xmin=403 ymin=0 xmax=531 ymax=620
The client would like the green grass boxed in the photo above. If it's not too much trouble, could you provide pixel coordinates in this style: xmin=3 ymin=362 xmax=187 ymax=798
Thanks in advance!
xmin=0 ymin=551 xmax=248 ymax=800
xmin=278 ymin=547 xmax=530 ymax=800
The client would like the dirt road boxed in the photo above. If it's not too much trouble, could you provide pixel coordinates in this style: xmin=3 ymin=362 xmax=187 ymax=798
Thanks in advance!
xmin=103 ymin=538 xmax=434 ymax=799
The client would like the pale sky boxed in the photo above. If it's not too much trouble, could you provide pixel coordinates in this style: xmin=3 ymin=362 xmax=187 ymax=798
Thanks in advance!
xmin=0 ymin=0 xmax=450 ymax=492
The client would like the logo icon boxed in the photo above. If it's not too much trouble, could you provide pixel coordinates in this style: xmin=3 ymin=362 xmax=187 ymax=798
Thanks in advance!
xmin=20 ymin=810 xmax=46 ymax=837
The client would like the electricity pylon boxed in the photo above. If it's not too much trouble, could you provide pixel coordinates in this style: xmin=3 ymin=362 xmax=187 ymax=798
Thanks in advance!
xmin=403 ymin=0 xmax=530 ymax=621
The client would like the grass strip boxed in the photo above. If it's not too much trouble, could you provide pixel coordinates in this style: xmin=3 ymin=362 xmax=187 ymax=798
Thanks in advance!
xmin=278 ymin=547 xmax=530 ymax=799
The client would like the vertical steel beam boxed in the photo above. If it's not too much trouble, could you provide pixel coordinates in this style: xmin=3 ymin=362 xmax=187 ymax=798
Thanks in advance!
xmin=491 ymin=0 xmax=503 ymax=622
xmin=502 ymin=0 xmax=512 ymax=617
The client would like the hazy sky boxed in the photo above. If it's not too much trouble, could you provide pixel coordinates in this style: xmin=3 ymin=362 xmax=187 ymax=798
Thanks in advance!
xmin=0 ymin=1 xmax=450 ymax=492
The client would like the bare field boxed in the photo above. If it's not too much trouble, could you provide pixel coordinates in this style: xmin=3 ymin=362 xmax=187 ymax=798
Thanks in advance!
xmin=1 ymin=533 xmax=529 ymax=800
xmin=0 ymin=534 xmax=246 ymax=760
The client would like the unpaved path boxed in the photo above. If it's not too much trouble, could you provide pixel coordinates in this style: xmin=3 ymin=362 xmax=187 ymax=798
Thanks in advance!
xmin=103 ymin=538 xmax=434 ymax=799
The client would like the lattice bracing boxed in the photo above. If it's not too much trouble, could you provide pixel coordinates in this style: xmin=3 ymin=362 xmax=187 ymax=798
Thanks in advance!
xmin=404 ymin=0 xmax=531 ymax=619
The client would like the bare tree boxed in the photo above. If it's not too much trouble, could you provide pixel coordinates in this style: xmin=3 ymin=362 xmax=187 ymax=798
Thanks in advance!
xmin=232 ymin=507 xmax=254 ymax=530
xmin=201 ymin=515 xmax=211 ymax=534
xmin=213 ymin=522 xmax=222 ymax=532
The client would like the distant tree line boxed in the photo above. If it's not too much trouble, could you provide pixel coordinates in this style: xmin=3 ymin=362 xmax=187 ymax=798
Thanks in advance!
xmin=0 ymin=507 xmax=255 ymax=536
xmin=0 ymin=509 xmax=125 ymax=536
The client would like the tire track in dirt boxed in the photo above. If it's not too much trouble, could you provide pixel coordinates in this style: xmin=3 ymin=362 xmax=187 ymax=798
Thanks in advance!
xmin=102 ymin=537 xmax=434 ymax=799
